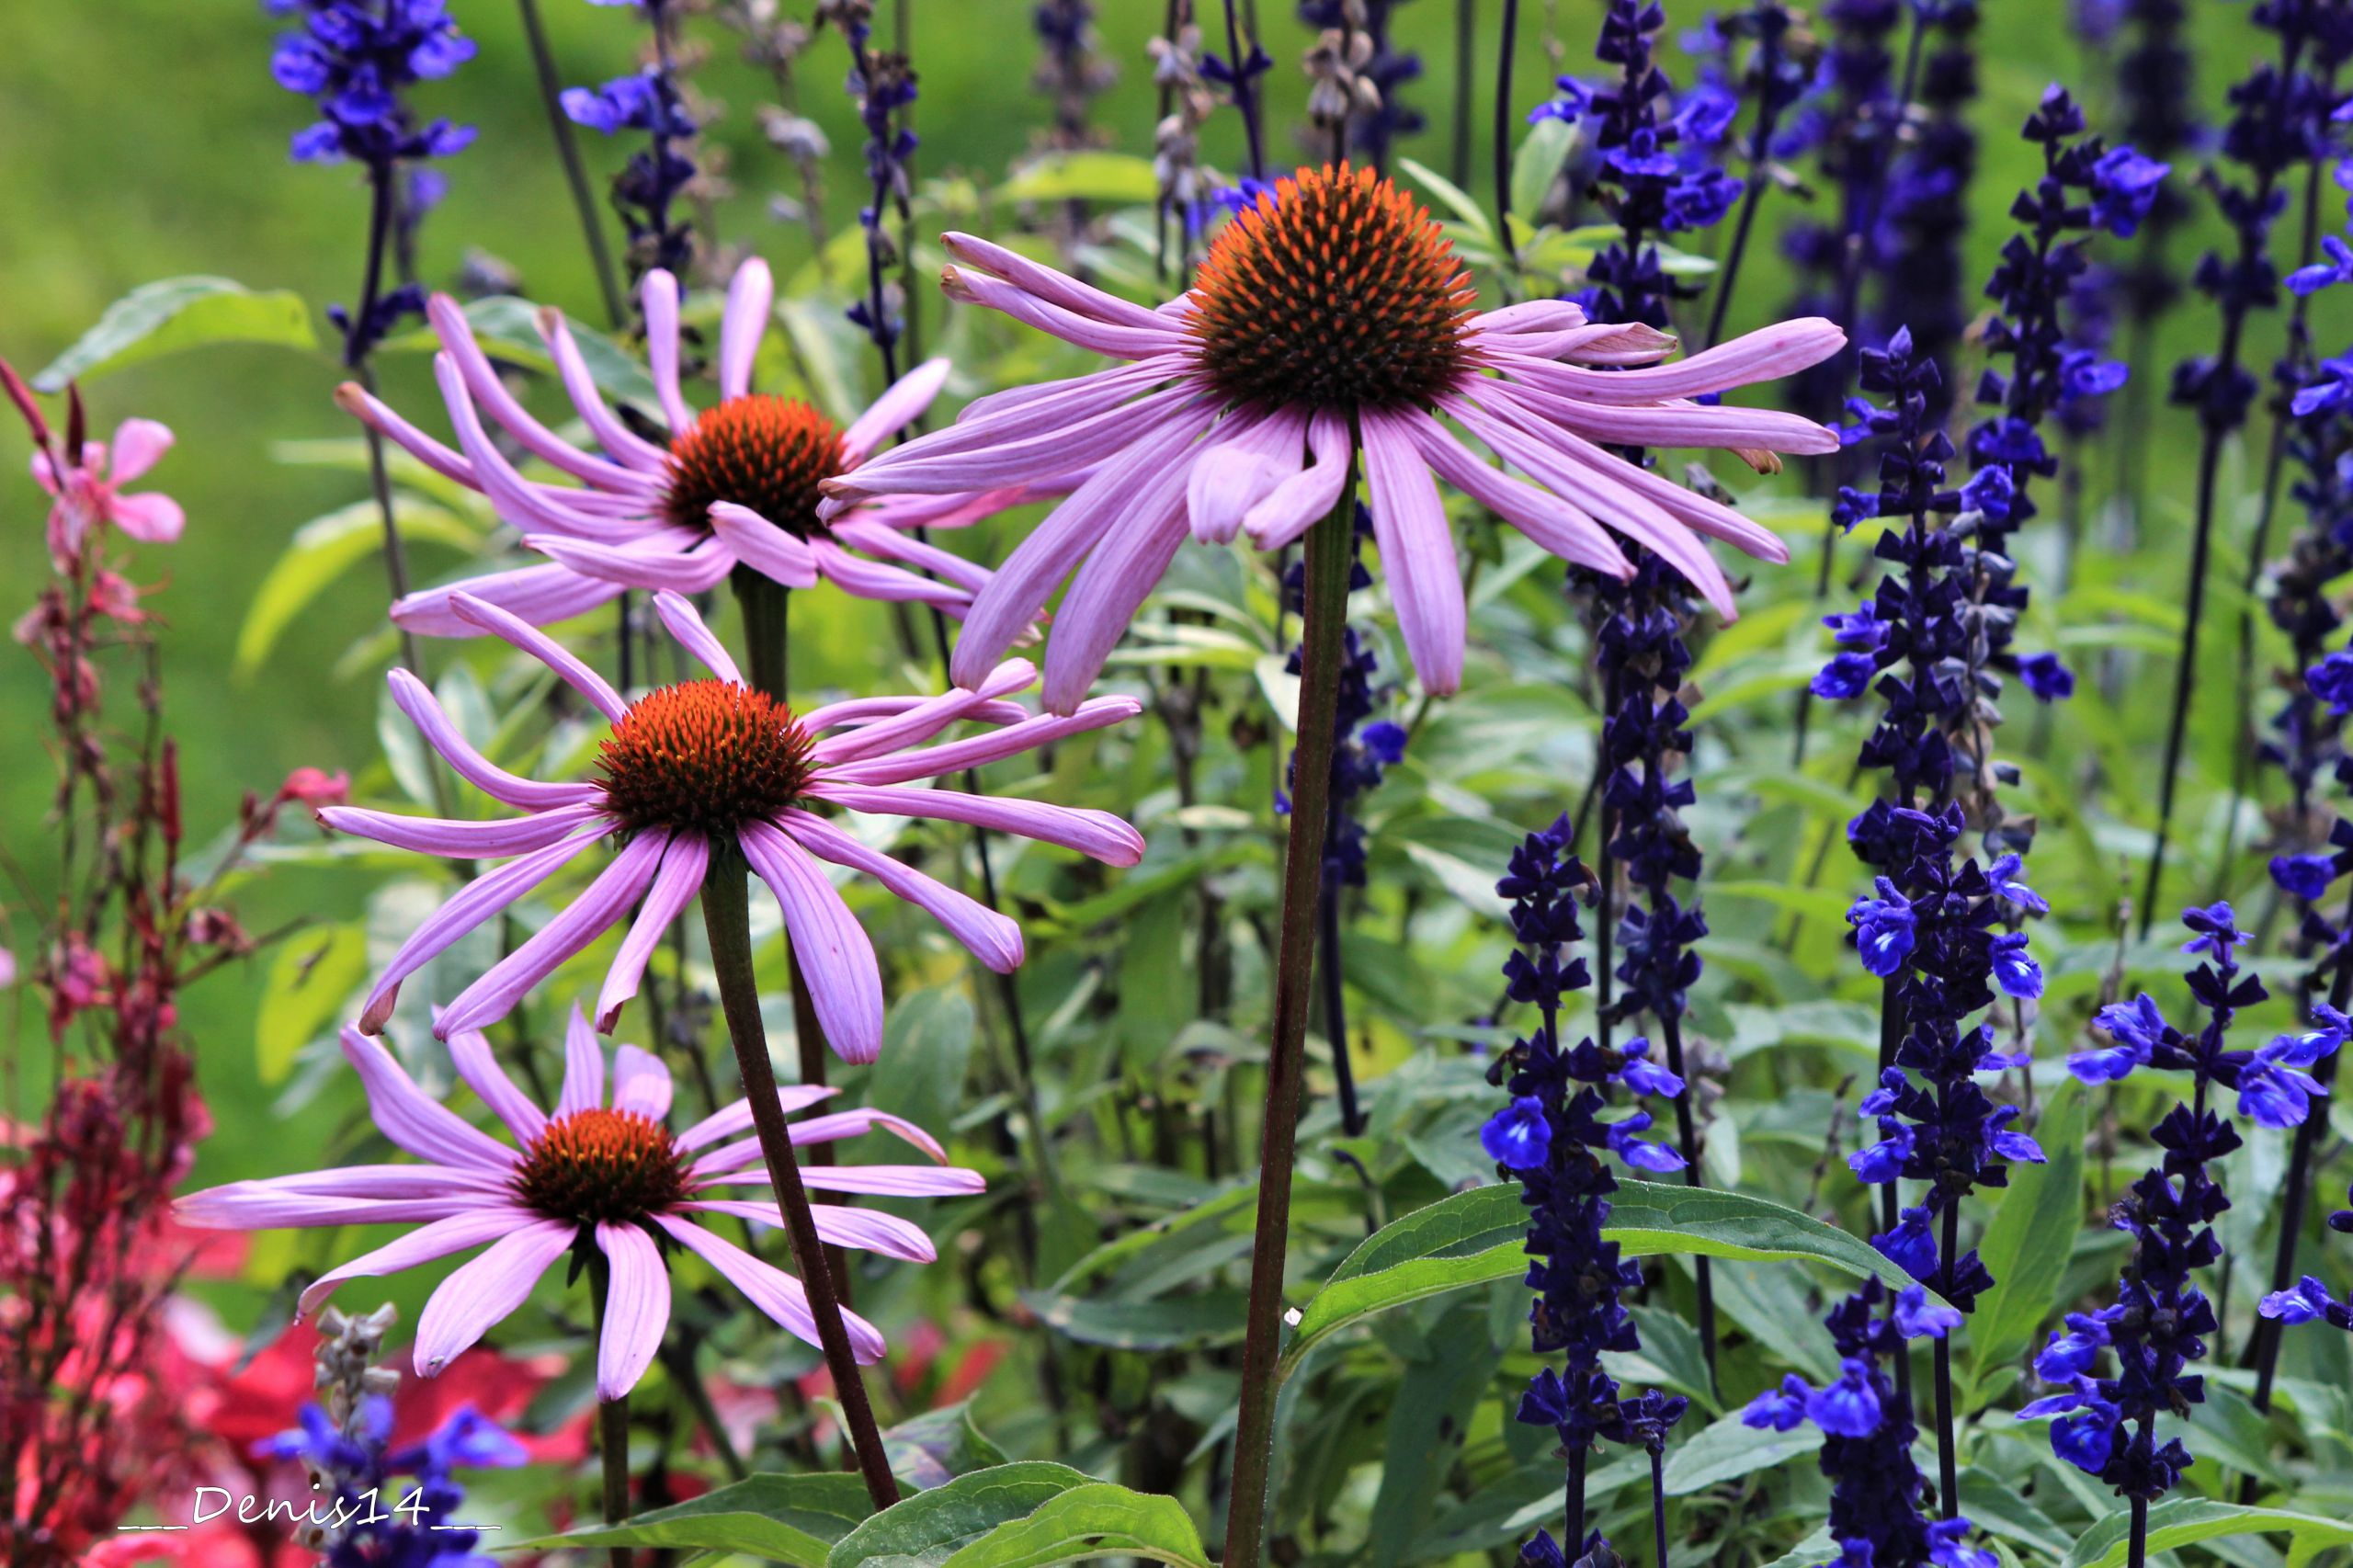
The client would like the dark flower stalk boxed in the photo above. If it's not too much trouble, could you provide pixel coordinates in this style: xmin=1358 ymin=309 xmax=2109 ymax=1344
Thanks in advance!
xmin=823 ymin=0 xmax=918 ymax=380
xmin=1699 ymin=1 xmax=1815 ymax=347
xmin=2031 ymin=905 xmax=2336 ymax=1568
xmin=517 ymin=0 xmax=628 ymax=326
xmin=563 ymin=0 xmax=701 ymax=287
xmin=1034 ymin=0 xmax=1114 ymax=152
xmin=2106 ymin=0 xmax=2197 ymax=518
xmin=1204 ymin=0 xmax=1272 ymax=183
xmin=1481 ymin=817 xmax=1688 ymax=1564
xmin=1300 ymin=0 xmax=1425 ymax=171
xmin=2144 ymin=0 xmax=2341 ymax=934
xmin=1873 ymin=1 xmax=1979 ymax=417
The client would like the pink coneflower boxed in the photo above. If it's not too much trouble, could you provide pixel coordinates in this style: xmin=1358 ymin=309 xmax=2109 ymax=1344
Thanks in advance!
xmin=324 ymin=587 xmax=1142 ymax=1057
xmin=335 ymin=257 xmax=1058 ymax=635
xmin=177 ymin=1017 xmax=982 ymax=1396
xmin=821 ymin=164 xmax=1846 ymax=710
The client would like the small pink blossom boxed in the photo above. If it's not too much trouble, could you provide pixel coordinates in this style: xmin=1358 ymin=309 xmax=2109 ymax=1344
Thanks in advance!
xmin=31 ymin=419 xmax=184 ymax=565
xmin=276 ymin=767 xmax=352 ymax=809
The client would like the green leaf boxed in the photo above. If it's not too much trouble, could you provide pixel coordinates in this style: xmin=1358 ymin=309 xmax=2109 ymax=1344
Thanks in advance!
xmin=1606 ymin=1180 xmax=1931 ymax=1298
xmin=235 ymin=496 xmax=479 ymax=678
xmin=999 ymin=153 xmax=1161 ymax=206
xmin=1967 ymin=1082 xmax=2086 ymax=1398
xmin=883 ymin=1400 xmax=1009 ymax=1492
xmin=1659 ymin=1408 xmax=1824 ymax=1494
xmin=517 ymin=1472 xmax=871 ymax=1563
xmin=1758 ymin=1528 xmax=1836 ymax=1568
xmin=2061 ymin=1500 xmax=2353 ymax=1568
xmin=1511 ymin=118 xmax=1577 ymax=224
xmin=33 ymin=276 xmax=317 ymax=391
xmin=255 ymin=925 xmax=368 ymax=1085
xmin=1017 ymin=1288 xmax=1250 ymax=1350
xmin=831 ymin=1463 xmax=1096 ymax=1568
xmin=1370 ymin=1302 xmax=1504 ymax=1568
xmin=1396 ymin=157 xmax=1495 ymax=242
xmin=938 ymin=1483 xmax=1211 ymax=1568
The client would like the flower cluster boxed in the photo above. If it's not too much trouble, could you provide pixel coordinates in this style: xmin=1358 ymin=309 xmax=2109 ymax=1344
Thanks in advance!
xmin=835 ymin=5 xmax=921 ymax=360
xmin=256 ymin=1304 xmax=527 ymax=1566
xmin=1874 ymin=1 xmax=1979 ymax=412
xmin=2029 ymin=907 xmax=2326 ymax=1497
xmin=1299 ymin=0 xmax=1423 ymax=170
xmin=2259 ymin=365 xmax=2353 ymax=907
xmin=265 ymin=0 xmax=475 ymax=168
xmin=563 ymin=4 xmax=701 ymax=283
xmin=1481 ymin=818 xmax=1688 ymax=1566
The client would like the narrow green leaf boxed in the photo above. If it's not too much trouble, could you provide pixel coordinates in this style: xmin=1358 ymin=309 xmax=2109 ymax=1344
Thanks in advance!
xmin=999 ymin=152 xmax=1161 ymax=205
xmin=1397 ymin=157 xmax=1495 ymax=242
xmin=1606 ymin=1180 xmax=1930 ymax=1297
xmin=1968 ymin=1083 xmax=2086 ymax=1396
xmin=829 ymin=1462 xmax=1092 ymax=1568
xmin=34 ymin=277 xmax=317 ymax=390
xmin=236 ymin=496 xmax=478 ymax=677
xmin=515 ymin=1472 xmax=871 ymax=1563
xmin=938 ymin=1483 xmax=1210 ymax=1568
xmin=2061 ymin=1500 xmax=2353 ymax=1568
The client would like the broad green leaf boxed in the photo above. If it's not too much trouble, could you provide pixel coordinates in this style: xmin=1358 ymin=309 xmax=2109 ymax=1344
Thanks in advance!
xmin=1370 ymin=1302 xmax=1503 ymax=1568
xmin=236 ymin=495 xmax=479 ymax=677
xmin=1659 ymin=1408 xmax=1824 ymax=1494
xmin=1606 ymin=1180 xmax=1932 ymax=1298
xmin=830 ymin=1463 xmax=1090 ymax=1568
xmin=34 ymin=276 xmax=317 ymax=390
xmin=1511 ymin=117 xmax=1577 ymax=223
xmin=516 ymin=1472 xmax=870 ymax=1563
xmin=999 ymin=153 xmax=1160 ymax=206
xmin=380 ymin=294 xmax=658 ymax=408
xmin=1960 ymin=1469 xmax=2072 ymax=1559
xmin=1968 ymin=1082 xmax=2086 ymax=1398
xmin=884 ymin=1400 xmax=1010 ymax=1492
xmin=2061 ymin=1500 xmax=2353 ymax=1568
xmin=255 ymin=925 xmax=368 ymax=1085
xmin=938 ymin=1483 xmax=1210 ymax=1568
xmin=1017 ymin=1288 xmax=1249 ymax=1350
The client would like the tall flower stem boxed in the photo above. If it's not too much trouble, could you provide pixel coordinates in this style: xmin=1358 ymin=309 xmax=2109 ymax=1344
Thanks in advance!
xmin=699 ymin=861 xmax=901 ymax=1510
xmin=1934 ymin=1196 xmax=1960 ymax=1516
xmin=350 ymin=162 xmax=428 ymax=687
xmin=516 ymin=0 xmax=627 ymax=328
xmin=1661 ymin=1015 xmax=1716 ymax=1382
xmin=2142 ymin=414 xmax=2232 ymax=937
xmin=1700 ymin=14 xmax=1789 ymax=350
xmin=1319 ymin=852 xmax=1363 ymax=1134
xmin=588 ymin=1250 xmax=631 ymax=1568
xmin=1491 ymin=0 xmax=1520 ymax=288
xmin=1222 ymin=469 xmax=1358 ymax=1568
xmin=2130 ymin=1495 xmax=2150 ymax=1568
xmin=1220 ymin=0 xmax=1267 ymax=180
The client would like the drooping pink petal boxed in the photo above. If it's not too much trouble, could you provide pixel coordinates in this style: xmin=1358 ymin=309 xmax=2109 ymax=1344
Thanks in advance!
xmin=942 ymin=266 xmax=1192 ymax=360
xmin=841 ymin=357 xmax=952 ymax=465
xmin=108 ymin=492 xmax=185 ymax=543
xmin=430 ymin=358 xmax=665 ymax=546
xmin=335 ymin=381 xmax=479 ymax=489
xmin=1241 ymin=409 xmax=1354 ymax=551
xmin=339 ymin=1027 xmax=519 ymax=1171
xmin=708 ymin=501 xmax=821 ymax=588
xmin=318 ymin=801 xmax=605 ymax=858
xmin=559 ymin=1005 xmax=606 ymax=1117
xmin=903 ymin=357 xmax=1188 ymax=463
xmin=810 ymin=782 xmax=1145 ymax=866
xmin=825 ymin=698 xmax=1142 ymax=787
xmin=700 ymin=1162 xmax=986 ymax=1199
xmin=1505 ymin=403 xmax=1792 ymax=561
xmin=107 ymin=418 xmax=175 ymax=483
xmin=685 ymin=1199 xmax=938 ymax=1262
xmin=1496 ymin=375 xmax=1841 ymax=456
xmin=537 ymin=306 xmax=672 ymax=472
xmin=641 ymin=268 xmax=695 ymax=435
xmin=436 ymin=833 xmax=670 ymax=1039
xmin=609 ymin=1044 xmax=674 ymax=1119
xmin=736 ymin=824 xmax=885 ymax=1064
xmin=1469 ymin=318 xmax=1677 ymax=364
xmin=523 ymin=532 xmax=737 ymax=596
xmin=1043 ymin=472 xmax=1192 ymax=713
xmin=594 ymin=1221 xmax=672 ymax=1399
xmin=415 ymin=1220 xmax=575 ymax=1378
xmin=949 ymin=403 xmax=1219 ymax=688
xmin=941 ymin=233 xmax=1179 ymax=334
xmin=809 ymin=658 xmax=1037 ymax=766
xmin=836 ymin=386 xmax=1204 ymax=500
xmin=295 ymin=1208 xmax=531 ymax=1318
xmin=448 ymin=592 xmax=630 ymax=722
xmin=673 ymin=1084 xmax=840 ymax=1154
xmin=429 ymin=293 xmax=646 ymax=491
xmin=800 ymin=692 xmax=1029 ymax=738
xmin=1493 ymin=315 xmax=1845 ymax=405
xmin=1471 ymin=300 xmax=1592 ymax=335
xmin=775 ymin=809 xmax=1023 ymax=972
xmin=357 ymin=832 xmax=605 ymax=1032
xmin=811 ymin=539 xmax=972 ymax=608
xmin=1186 ymin=410 xmax=1306 ymax=544
xmin=213 ymin=1165 xmax=512 ymax=1203
xmin=383 ymin=668 xmax=603 ymax=812
xmin=446 ymin=1026 xmax=549 ymax=1143
xmin=654 ymin=1213 xmax=887 ymax=1361
xmin=1401 ymin=408 xmax=1630 ymax=577
xmin=176 ymin=1188 xmax=484 ymax=1229
xmin=650 ymin=589 xmax=744 ymax=685
xmin=692 ymin=1108 xmax=952 ymax=1174
xmin=831 ymin=519 xmax=995 ymax=594
xmin=597 ymin=831 xmax=710 ymax=1032
xmin=393 ymin=561 xmax=628 ymax=638
xmin=1361 ymin=410 xmax=1466 ymax=697
xmin=718 ymin=257 xmax=775 ymax=403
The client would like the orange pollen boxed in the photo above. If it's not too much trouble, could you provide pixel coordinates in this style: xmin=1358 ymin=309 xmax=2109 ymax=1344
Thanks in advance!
xmin=595 ymin=678 xmax=817 ymax=837
xmin=509 ymin=1108 xmax=689 ymax=1225
xmin=663 ymin=394 xmax=847 ymax=537
xmin=1188 ymin=163 xmax=1480 ymax=413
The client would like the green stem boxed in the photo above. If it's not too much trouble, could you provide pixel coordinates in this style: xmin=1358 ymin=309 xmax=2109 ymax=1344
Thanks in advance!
xmin=700 ymin=862 xmax=901 ymax=1509
xmin=517 ymin=0 xmax=628 ymax=328
xmin=1221 ymin=460 xmax=1358 ymax=1568
xmin=589 ymin=1252 xmax=631 ymax=1568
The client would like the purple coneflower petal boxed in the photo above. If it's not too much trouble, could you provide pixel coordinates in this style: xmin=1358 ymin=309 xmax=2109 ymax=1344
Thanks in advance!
xmin=775 ymin=809 xmax=1023 ymax=972
xmin=1241 ymin=409 xmax=1354 ymax=551
xmin=894 ymin=358 xmax=1187 ymax=469
xmin=523 ymin=532 xmax=738 ymax=596
xmin=737 ymin=823 xmax=886 ymax=1064
xmin=832 ymin=520 xmax=994 ymax=594
xmin=811 ymin=539 xmax=972 ymax=608
xmin=318 ymin=801 xmax=605 ymax=858
xmin=1499 ymin=316 xmax=1846 ymax=405
xmin=415 ymin=1219 xmax=575 ymax=1378
xmin=176 ymin=1187 xmax=490 ymax=1229
xmin=942 ymin=233 xmax=1177 ymax=334
xmin=693 ymin=1109 xmax=951 ymax=1175
xmin=208 ymin=1165 xmax=511 ymax=1202
xmin=1402 ymin=408 xmax=1630 ymax=577
xmin=448 ymin=592 xmax=630 ymax=722
xmin=1188 ymin=411 xmax=1306 ymax=545
xmin=701 ymin=1162 xmax=986 ymax=1199
xmin=436 ymin=833 xmax=669 ymax=1040
xmin=654 ymin=1213 xmax=888 ymax=1362
xmin=801 ymin=693 xmax=1030 ymax=739
xmin=825 ymin=698 xmax=1142 ymax=787
xmin=672 ymin=1084 xmax=839 ymax=1154
xmin=811 ymin=782 xmax=1146 ymax=866
xmin=594 ymin=1221 xmax=672 ymax=1400
xmin=340 ymin=1027 xmax=518 ymax=1171
xmin=1499 ymin=375 xmax=1839 ymax=458
xmin=650 ymin=590 xmax=744 ymax=685
xmin=708 ymin=501 xmax=822 ymax=588
xmin=446 ymin=1025 xmax=549 ymax=1143
xmin=1361 ymin=410 xmax=1468 ymax=696
xmin=641 ymin=269 xmax=695 ymax=435
xmin=392 ymin=561 xmax=628 ymax=638
xmin=840 ymin=385 xmax=1203 ymax=501
xmin=382 ymin=668 xmax=602 ymax=812
xmin=560 ymin=1003 xmax=606 ymax=1116
xmin=811 ymin=659 xmax=1036 ymax=766
xmin=942 ymin=266 xmax=1189 ymax=360
xmin=537 ymin=306 xmax=671 ymax=472
xmin=718 ymin=258 xmax=774 ymax=403
xmin=334 ymin=381 xmax=478 ymax=489
xmin=841 ymin=357 xmax=952 ymax=465
xmin=610 ymin=1044 xmax=673 ymax=1119
xmin=357 ymin=830 xmax=603 ymax=1033
xmin=432 ymin=358 xmax=663 ymax=546
xmin=295 ymin=1207 xmax=529 ymax=1317
xmin=685 ymin=1199 xmax=938 ymax=1262
xmin=597 ymin=831 xmax=711 ymax=1033
xmin=429 ymin=294 xmax=645 ymax=492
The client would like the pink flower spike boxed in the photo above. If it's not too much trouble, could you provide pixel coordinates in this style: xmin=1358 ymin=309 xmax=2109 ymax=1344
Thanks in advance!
xmin=341 ymin=256 xmax=1035 ymax=633
xmin=173 ymin=1013 xmax=983 ymax=1394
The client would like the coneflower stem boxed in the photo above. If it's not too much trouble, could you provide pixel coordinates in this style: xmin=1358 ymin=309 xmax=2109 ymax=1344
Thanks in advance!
xmin=1222 ymin=466 xmax=1358 ymax=1568
xmin=587 ymin=1252 xmax=631 ymax=1568
xmin=701 ymin=861 xmax=900 ymax=1510
xmin=517 ymin=0 xmax=627 ymax=328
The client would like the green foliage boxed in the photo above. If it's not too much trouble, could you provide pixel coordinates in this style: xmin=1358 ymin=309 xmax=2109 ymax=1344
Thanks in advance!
xmin=32 ymin=276 xmax=316 ymax=390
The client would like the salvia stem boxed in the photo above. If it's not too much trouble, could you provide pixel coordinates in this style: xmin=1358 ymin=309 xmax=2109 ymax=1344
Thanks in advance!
xmin=699 ymin=862 xmax=901 ymax=1510
xmin=1660 ymin=1016 xmax=1717 ymax=1385
xmin=1934 ymin=1196 xmax=1961 ymax=1516
xmin=1648 ymin=1448 xmax=1667 ymax=1568
xmin=2142 ymin=418 xmax=2229 ymax=937
xmin=1319 ymin=835 xmax=1364 ymax=1135
xmin=2129 ymin=1494 xmax=2150 ymax=1568
xmin=1222 ymin=465 xmax=1358 ymax=1568
xmin=515 ymin=0 xmax=626 ymax=328
xmin=1491 ymin=0 xmax=1520 ymax=291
